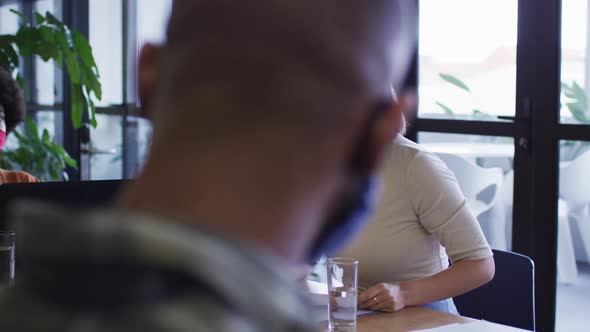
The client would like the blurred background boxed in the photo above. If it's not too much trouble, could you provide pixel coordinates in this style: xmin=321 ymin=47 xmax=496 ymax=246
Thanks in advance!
xmin=1 ymin=1 xmax=589 ymax=331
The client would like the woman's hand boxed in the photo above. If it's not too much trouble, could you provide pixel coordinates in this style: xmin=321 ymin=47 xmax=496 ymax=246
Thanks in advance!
xmin=358 ymin=283 xmax=406 ymax=312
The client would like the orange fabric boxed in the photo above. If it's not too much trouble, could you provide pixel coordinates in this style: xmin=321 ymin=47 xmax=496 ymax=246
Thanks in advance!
xmin=0 ymin=169 xmax=39 ymax=185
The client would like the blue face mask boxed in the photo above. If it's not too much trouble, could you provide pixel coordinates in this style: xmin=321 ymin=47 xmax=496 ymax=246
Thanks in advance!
xmin=307 ymin=176 xmax=380 ymax=263
xmin=306 ymin=97 xmax=391 ymax=263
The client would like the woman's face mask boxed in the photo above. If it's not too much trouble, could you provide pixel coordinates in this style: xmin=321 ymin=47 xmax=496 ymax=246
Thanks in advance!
xmin=306 ymin=99 xmax=391 ymax=262
xmin=0 ymin=130 xmax=6 ymax=150
xmin=0 ymin=110 xmax=6 ymax=150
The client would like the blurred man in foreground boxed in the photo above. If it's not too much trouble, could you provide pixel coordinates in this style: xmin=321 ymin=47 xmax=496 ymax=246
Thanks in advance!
xmin=0 ymin=0 xmax=416 ymax=331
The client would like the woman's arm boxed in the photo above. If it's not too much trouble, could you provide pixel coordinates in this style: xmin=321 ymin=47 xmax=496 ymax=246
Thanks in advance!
xmin=358 ymin=257 xmax=494 ymax=311
xmin=400 ymin=257 xmax=494 ymax=306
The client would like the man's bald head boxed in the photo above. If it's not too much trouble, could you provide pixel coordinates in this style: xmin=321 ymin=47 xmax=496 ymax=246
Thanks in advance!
xmin=149 ymin=0 xmax=416 ymax=137
xmin=127 ymin=0 xmax=418 ymax=263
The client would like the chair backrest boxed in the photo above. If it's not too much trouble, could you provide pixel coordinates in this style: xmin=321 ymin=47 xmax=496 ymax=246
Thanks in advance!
xmin=0 ymin=180 xmax=128 ymax=230
xmin=453 ymin=249 xmax=535 ymax=331
xmin=560 ymin=149 xmax=590 ymax=204
xmin=437 ymin=153 xmax=504 ymax=211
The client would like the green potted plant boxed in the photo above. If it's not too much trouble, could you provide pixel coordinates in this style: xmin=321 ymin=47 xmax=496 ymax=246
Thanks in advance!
xmin=0 ymin=9 xmax=102 ymax=181
xmin=560 ymin=81 xmax=590 ymax=161
xmin=435 ymin=73 xmax=590 ymax=153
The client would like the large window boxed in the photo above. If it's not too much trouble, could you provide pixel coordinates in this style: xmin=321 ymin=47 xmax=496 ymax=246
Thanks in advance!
xmin=419 ymin=0 xmax=517 ymax=120
xmin=90 ymin=0 xmax=124 ymax=107
xmin=86 ymin=0 xmax=171 ymax=179
xmin=556 ymin=1 xmax=590 ymax=330
xmin=0 ymin=0 xmax=171 ymax=181
xmin=415 ymin=1 xmax=590 ymax=331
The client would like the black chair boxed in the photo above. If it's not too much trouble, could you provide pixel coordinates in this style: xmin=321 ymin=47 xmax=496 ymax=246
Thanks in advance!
xmin=0 ymin=180 xmax=128 ymax=230
xmin=454 ymin=249 xmax=535 ymax=331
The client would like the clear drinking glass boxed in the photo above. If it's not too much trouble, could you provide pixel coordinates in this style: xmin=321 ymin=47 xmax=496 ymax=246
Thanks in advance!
xmin=0 ymin=231 xmax=15 ymax=286
xmin=327 ymin=257 xmax=358 ymax=331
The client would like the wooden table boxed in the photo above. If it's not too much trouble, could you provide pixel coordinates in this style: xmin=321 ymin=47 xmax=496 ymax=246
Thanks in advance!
xmin=321 ymin=307 xmax=473 ymax=331
xmin=308 ymin=281 xmax=473 ymax=331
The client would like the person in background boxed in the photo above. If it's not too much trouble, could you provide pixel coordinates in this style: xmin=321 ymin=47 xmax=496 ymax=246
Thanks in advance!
xmin=0 ymin=0 xmax=416 ymax=331
xmin=0 ymin=68 xmax=39 ymax=184
xmin=338 ymin=97 xmax=495 ymax=314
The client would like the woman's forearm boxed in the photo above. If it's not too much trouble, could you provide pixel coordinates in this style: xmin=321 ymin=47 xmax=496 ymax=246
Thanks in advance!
xmin=399 ymin=257 xmax=495 ymax=307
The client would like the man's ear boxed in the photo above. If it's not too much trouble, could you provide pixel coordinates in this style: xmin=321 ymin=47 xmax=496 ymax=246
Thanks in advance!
xmin=138 ymin=43 xmax=162 ymax=118
xmin=364 ymin=91 xmax=416 ymax=173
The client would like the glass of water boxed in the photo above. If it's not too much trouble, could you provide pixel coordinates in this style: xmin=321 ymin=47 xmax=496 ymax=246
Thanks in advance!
xmin=0 ymin=231 xmax=15 ymax=286
xmin=327 ymin=257 xmax=358 ymax=331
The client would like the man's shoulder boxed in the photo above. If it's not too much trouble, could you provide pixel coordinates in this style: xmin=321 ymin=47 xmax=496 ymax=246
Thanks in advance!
xmin=0 ymin=286 xmax=291 ymax=332
xmin=3 ymin=204 xmax=316 ymax=332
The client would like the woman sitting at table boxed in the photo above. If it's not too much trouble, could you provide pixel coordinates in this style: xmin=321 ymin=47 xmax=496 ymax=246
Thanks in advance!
xmin=0 ymin=68 xmax=39 ymax=184
xmin=337 ymin=95 xmax=495 ymax=314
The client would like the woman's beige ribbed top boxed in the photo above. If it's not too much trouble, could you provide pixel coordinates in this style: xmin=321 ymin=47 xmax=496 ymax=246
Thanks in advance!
xmin=339 ymin=135 xmax=493 ymax=288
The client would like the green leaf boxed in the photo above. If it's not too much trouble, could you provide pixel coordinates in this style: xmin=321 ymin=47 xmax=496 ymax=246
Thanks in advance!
xmin=435 ymin=101 xmax=455 ymax=115
xmin=55 ymin=31 xmax=70 ymax=55
xmin=0 ymin=34 xmax=17 ymax=45
xmin=54 ymin=50 xmax=63 ymax=67
xmin=55 ymin=148 xmax=77 ymax=169
xmin=4 ymin=44 xmax=20 ymax=69
xmin=9 ymin=9 xmax=27 ymax=22
xmin=12 ymin=130 xmax=25 ymax=141
xmin=72 ymin=31 xmax=96 ymax=69
xmin=55 ymin=145 xmax=67 ymax=156
xmin=573 ymin=81 xmax=585 ymax=95
xmin=440 ymin=73 xmax=471 ymax=92
xmin=42 ymin=129 xmax=50 ymax=144
xmin=35 ymin=12 xmax=46 ymax=25
xmin=65 ymin=57 xmax=81 ymax=83
xmin=563 ymin=90 xmax=577 ymax=99
xmin=0 ymin=55 xmax=8 ymax=72
xmin=45 ymin=12 xmax=64 ymax=27
xmin=87 ymin=93 xmax=97 ymax=128
xmin=0 ymin=51 xmax=13 ymax=74
xmin=81 ymin=65 xmax=102 ymax=100
xmin=51 ymin=151 xmax=65 ymax=169
xmin=572 ymin=83 xmax=588 ymax=104
xmin=15 ymin=26 xmax=39 ymax=56
xmin=34 ymin=43 xmax=60 ymax=62
xmin=48 ymin=164 xmax=59 ymax=180
xmin=63 ymin=154 xmax=77 ymax=168
xmin=566 ymin=102 xmax=589 ymax=123
xmin=64 ymin=52 xmax=81 ymax=84
xmin=25 ymin=117 xmax=40 ymax=139
xmin=38 ymin=26 xmax=55 ymax=43
xmin=71 ymin=84 xmax=84 ymax=128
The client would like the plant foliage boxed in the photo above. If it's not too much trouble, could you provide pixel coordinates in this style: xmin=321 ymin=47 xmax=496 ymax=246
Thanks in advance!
xmin=0 ymin=10 xmax=96 ymax=180
xmin=0 ymin=9 xmax=101 ymax=128
xmin=561 ymin=81 xmax=589 ymax=123
xmin=0 ymin=117 xmax=77 ymax=181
